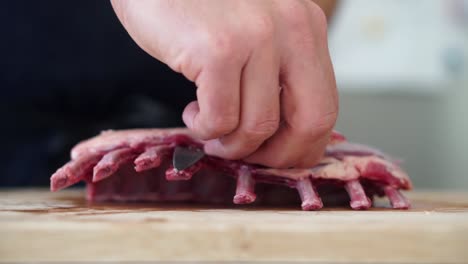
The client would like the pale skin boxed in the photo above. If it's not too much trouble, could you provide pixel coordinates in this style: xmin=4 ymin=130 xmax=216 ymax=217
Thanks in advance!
xmin=111 ymin=0 xmax=338 ymax=168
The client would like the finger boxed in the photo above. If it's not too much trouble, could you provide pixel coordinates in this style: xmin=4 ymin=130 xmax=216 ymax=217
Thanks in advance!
xmin=204 ymin=45 xmax=281 ymax=160
xmin=245 ymin=31 xmax=338 ymax=168
xmin=182 ymin=60 xmax=242 ymax=140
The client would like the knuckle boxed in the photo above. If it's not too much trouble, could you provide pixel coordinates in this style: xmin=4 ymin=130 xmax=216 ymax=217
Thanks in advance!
xmin=316 ymin=110 xmax=339 ymax=131
xmin=278 ymin=1 xmax=328 ymax=46
xmin=204 ymin=32 xmax=238 ymax=63
xmin=168 ymin=51 xmax=198 ymax=80
xmin=201 ymin=114 xmax=238 ymax=139
xmin=243 ymin=118 xmax=279 ymax=140
xmin=249 ymin=15 xmax=275 ymax=45
xmin=278 ymin=0 xmax=310 ymax=31
xmin=295 ymin=110 xmax=338 ymax=139
xmin=306 ymin=2 xmax=329 ymax=33
xmin=221 ymin=118 xmax=279 ymax=160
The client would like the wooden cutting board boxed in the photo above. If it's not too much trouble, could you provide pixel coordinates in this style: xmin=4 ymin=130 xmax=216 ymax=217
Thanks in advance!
xmin=0 ymin=189 xmax=467 ymax=263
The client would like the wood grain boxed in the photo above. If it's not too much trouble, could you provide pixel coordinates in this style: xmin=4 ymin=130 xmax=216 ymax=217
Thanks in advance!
xmin=0 ymin=188 xmax=467 ymax=263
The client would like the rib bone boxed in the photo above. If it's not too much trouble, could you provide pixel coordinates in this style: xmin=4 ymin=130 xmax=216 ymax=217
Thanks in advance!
xmin=51 ymin=153 xmax=102 ymax=191
xmin=344 ymin=180 xmax=372 ymax=210
xmin=165 ymin=162 xmax=202 ymax=181
xmin=93 ymin=148 xmax=136 ymax=182
xmin=233 ymin=166 xmax=256 ymax=204
xmin=384 ymin=186 xmax=410 ymax=209
xmin=296 ymin=178 xmax=323 ymax=210
xmin=134 ymin=145 xmax=171 ymax=172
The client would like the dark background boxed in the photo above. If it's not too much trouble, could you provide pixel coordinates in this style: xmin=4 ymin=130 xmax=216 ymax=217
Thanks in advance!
xmin=0 ymin=1 xmax=196 ymax=186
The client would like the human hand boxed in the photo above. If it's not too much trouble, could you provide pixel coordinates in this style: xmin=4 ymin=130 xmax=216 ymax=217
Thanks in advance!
xmin=111 ymin=0 xmax=338 ymax=168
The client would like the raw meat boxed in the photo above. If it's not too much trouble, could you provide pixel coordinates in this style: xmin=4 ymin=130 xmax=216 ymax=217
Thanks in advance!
xmin=50 ymin=128 xmax=412 ymax=210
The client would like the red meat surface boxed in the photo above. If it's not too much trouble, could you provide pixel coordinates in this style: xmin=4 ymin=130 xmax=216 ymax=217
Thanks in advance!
xmin=51 ymin=128 xmax=411 ymax=210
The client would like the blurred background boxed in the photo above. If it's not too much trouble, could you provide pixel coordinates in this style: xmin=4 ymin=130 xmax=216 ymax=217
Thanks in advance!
xmin=330 ymin=0 xmax=468 ymax=189
xmin=0 ymin=0 xmax=466 ymax=189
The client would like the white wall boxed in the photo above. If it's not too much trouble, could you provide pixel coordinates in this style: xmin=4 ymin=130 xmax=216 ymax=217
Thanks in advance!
xmin=329 ymin=0 xmax=468 ymax=189
xmin=336 ymin=83 xmax=467 ymax=190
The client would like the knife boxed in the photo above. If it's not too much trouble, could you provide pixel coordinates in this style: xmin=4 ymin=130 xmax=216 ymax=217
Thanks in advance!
xmin=172 ymin=146 xmax=205 ymax=171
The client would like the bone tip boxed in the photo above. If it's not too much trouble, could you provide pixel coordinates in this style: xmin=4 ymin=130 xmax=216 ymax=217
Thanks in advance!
xmin=391 ymin=200 xmax=410 ymax=209
xmin=350 ymin=198 xmax=372 ymax=210
xmin=50 ymin=184 xmax=59 ymax=192
xmin=50 ymin=176 xmax=67 ymax=192
xmin=92 ymin=171 xmax=107 ymax=183
xmin=50 ymin=170 xmax=68 ymax=192
xmin=404 ymin=180 xmax=413 ymax=190
xmin=165 ymin=169 xmax=192 ymax=181
xmin=92 ymin=166 xmax=114 ymax=182
xmin=301 ymin=200 xmax=323 ymax=211
xmin=134 ymin=161 xmax=149 ymax=172
xmin=233 ymin=193 xmax=256 ymax=204
xmin=134 ymin=157 xmax=161 ymax=172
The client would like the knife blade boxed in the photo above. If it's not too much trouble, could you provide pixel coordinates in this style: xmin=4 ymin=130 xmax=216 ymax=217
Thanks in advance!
xmin=172 ymin=146 xmax=205 ymax=171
